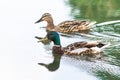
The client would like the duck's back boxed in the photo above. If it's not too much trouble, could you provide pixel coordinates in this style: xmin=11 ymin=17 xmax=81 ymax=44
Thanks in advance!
xmin=56 ymin=20 xmax=96 ymax=33
xmin=64 ymin=41 xmax=88 ymax=51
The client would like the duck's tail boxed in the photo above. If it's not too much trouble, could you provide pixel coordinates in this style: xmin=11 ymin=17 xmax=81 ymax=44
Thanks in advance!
xmin=91 ymin=20 xmax=120 ymax=28
xmin=88 ymin=21 xmax=97 ymax=28
xmin=96 ymin=20 xmax=120 ymax=26
xmin=99 ymin=42 xmax=111 ymax=50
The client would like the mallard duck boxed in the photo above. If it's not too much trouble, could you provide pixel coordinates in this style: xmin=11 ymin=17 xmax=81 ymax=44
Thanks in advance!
xmin=35 ymin=13 xmax=96 ymax=33
xmin=41 ymin=31 xmax=110 ymax=58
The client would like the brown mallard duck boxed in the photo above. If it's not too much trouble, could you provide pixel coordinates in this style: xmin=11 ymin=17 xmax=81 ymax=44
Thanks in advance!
xmin=39 ymin=31 xmax=110 ymax=58
xmin=35 ymin=13 xmax=96 ymax=33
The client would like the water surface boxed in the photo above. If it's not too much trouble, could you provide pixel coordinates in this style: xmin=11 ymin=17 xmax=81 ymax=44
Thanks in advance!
xmin=0 ymin=0 xmax=120 ymax=80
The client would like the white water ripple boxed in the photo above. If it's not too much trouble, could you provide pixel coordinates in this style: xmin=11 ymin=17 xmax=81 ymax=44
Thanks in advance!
xmin=63 ymin=57 xmax=120 ymax=76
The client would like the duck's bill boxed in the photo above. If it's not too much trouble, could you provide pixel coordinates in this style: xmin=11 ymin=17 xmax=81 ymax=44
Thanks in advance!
xmin=35 ymin=36 xmax=43 ymax=39
xmin=35 ymin=36 xmax=51 ymax=44
xmin=35 ymin=18 xmax=42 ymax=23
xmin=38 ymin=37 xmax=48 ymax=42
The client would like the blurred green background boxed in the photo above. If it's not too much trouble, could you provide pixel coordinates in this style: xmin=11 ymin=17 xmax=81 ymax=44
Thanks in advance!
xmin=66 ymin=0 xmax=120 ymax=22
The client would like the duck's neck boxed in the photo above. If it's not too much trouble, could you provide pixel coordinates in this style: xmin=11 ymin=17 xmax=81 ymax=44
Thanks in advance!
xmin=46 ymin=18 xmax=55 ymax=31
xmin=53 ymin=38 xmax=61 ymax=46
xmin=52 ymin=45 xmax=64 ymax=54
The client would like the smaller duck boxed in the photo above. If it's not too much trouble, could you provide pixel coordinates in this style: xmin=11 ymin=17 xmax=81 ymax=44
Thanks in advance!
xmin=39 ymin=31 xmax=110 ymax=58
xmin=35 ymin=13 xmax=96 ymax=33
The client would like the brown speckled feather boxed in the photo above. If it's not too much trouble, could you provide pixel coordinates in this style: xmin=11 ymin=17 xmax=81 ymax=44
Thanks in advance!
xmin=62 ymin=41 xmax=107 ymax=57
xmin=63 ymin=41 xmax=88 ymax=50
xmin=56 ymin=20 xmax=95 ymax=33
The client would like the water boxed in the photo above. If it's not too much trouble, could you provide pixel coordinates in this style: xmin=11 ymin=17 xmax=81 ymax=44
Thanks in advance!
xmin=0 ymin=0 xmax=120 ymax=80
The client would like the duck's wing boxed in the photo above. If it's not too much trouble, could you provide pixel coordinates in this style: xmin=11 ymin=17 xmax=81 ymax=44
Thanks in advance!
xmin=64 ymin=41 xmax=88 ymax=51
xmin=63 ymin=41 xmax=107 ymax=51
xmin=56 ymin=20 xmax=96 ymax=33
xmin=63 ymin=41 xmax=108 ymax=58
xmin=64 ymin=47 xmax=91 ymax=55
xmin=77 ymin=20 xmax=96 ymax=30
xmin=85 ymin=42 xmax=107 ymax=48
xmin=84 ymin=42 xmax=99 ymax=48
xmin=63 ymin=41 xmax=93 ymax=55
xmin=56 ymin=21 xmax=79 ymax=33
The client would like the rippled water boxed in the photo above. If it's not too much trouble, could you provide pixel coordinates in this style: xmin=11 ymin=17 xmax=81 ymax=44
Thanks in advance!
xmin=0 ymin=0 xmax=120 ymax=80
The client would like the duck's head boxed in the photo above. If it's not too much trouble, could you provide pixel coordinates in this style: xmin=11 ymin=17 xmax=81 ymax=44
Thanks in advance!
xmin=46 ymin=31 xmax=61 ymax=45
xmin=35 ymin=13 xmax=53 ymax=23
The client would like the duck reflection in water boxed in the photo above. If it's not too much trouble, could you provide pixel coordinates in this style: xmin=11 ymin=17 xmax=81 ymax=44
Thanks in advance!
xmin=38 ymin=52 xmax=63 ymax=71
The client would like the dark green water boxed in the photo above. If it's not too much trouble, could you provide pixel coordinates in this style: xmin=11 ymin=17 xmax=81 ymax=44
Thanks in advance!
xmin=66 ymin=0 xmax=120 ymax=23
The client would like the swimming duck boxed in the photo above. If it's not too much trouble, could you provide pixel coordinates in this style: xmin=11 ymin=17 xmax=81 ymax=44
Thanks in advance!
xmin=41 ymin=31 xmax=110 ymax=58
xmin=35 ymin=13 xmax=96 ymax=33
